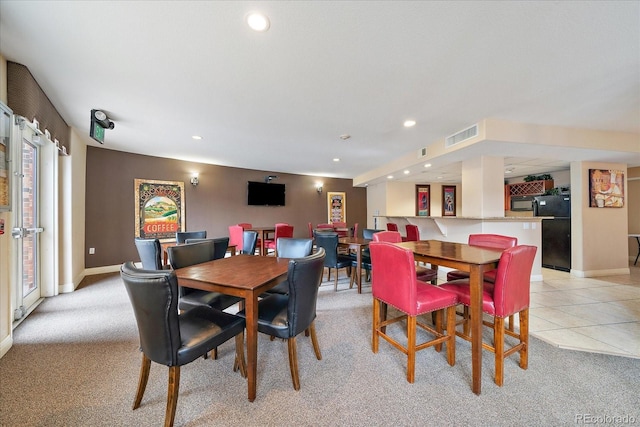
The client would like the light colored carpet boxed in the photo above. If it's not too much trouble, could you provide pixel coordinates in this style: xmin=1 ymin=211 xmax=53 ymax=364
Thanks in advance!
xmin=0 ymin=271 xmax=638 ymax=426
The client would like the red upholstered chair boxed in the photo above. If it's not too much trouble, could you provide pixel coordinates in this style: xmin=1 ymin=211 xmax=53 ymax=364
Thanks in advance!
xmin=228 ymin=225 xmax=244 ymax=249
xmin=307 ymin=222 xmax=314 ymax=238
xmin=405 ymin=224 xmax=420 ymax=242
xmin=446 ymin=234 xmax=518 ymax=282
xmin=264 ymin=224 xmax=294 ymax=256
xmin=441 ymin=245 xmax=537 ymax=386
xmin=386 ymin=223 xmax=398 ymax=231
xmin=352 ymin=222 xmax=359 ymax=239
xmin=372 ymin=231 xmax=437 ymax=284
xmin=369 ymin=241 xmax=458 ymax=383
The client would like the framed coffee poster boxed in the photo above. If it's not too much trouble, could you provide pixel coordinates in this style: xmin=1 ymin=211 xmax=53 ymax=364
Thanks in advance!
xmin=328 ymin=192 xmax=346 ymax=223
xmin=135 ymin=179 xmax=185 ymax=241
xmin=589 ymin=169 xmax=624 ymax=208
xmin=416 ymin=184 xmax=430 ymax=216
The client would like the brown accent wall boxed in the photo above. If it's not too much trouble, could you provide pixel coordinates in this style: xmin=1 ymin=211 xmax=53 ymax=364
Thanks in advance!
xmin=7 ymin=62 xmax=70 ymax=152
xmin=85 ymin=147 xmax=367 ymax=267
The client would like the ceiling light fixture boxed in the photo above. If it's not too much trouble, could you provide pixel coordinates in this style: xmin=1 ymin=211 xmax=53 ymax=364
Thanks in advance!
xmin=404 ymin=120 xmax=416 ymax=127
xmin=333 ymin=158 xmax=340 ymax=162
xmin=424 ymin=163 xmax=432 ymax=168
xmin=404 ymin=170 xmax=410 ymax=175
xmin=246 ymin=12 xmax=270 ymax=31
xmin=387 ymin=175 xmax=393 ymax=179
xmin=339 ymin=134 xmax=351 ymax=140
xmin=192 ymin=135 xmax=202 ymax=140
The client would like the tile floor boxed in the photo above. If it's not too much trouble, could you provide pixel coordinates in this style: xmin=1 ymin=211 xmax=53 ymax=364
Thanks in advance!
xmin=528 ymin=264 xmax=640 ymax=359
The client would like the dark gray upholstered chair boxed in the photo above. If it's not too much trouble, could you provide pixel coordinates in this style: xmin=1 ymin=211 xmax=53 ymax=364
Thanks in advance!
xmin=313 ymin=232 xmax=352 ymax=291
xmin=242 ymin=231 xmax=258 ymax=255
xmin=134 ymin=237 xmax=165 ymax=270
xmin=237 ymin=248 xmax=325 ymax=390
xmin=184 ymin=237 xmax=230 ymax=259
xmin=175 ymin=230 xmax=207 ymax=244
xmin=167 ymin=239 xmax=240 ymax=312
xmin=120 ymin=262 xmax=246 ymax=427
xmin=264 ymin=238 xmax=314 ymax=295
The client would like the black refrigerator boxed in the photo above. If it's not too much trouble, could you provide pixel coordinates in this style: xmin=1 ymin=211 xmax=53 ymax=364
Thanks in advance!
xmin=534 ymin=195 xmax=571 ymax=272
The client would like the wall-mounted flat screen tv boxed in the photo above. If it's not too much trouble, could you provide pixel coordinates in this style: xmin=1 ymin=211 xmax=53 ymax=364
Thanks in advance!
xmin=247 ymin=181 xmax=285 ymax=206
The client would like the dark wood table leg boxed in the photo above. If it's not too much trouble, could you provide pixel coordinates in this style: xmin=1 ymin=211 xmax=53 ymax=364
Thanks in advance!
xmin=245 ymin=292 xmax=258 ymax=401
xmin=356 ymin=247 xmax=362 ymax=293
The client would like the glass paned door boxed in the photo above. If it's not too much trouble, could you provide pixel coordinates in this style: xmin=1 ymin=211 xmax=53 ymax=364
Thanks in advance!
xmin=12 ymin=127 xmax=42 ymax=319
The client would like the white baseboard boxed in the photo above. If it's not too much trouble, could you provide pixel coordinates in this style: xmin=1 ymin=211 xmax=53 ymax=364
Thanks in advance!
xmin=84 ymin=264 xmax=122 ymax=276
xmin=0 ymin=334 xmax=13 ymax=359
xmin=570 ymin=267 xmax=631 ymax=278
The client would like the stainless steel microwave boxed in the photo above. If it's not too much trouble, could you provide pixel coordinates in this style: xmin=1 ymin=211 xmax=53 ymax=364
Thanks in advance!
xmin=510 ymin=195 xmax=535 ymax=211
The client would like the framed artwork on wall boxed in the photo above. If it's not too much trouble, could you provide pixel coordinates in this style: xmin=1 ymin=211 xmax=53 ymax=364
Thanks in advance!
xmin=442 ymin=185 xmax=456 ymax=216
xmin=415 ymin=185 xmax=430 ymax=216
xmin=589 ymin=169 xmax=624 ymax=208
xmin=135 ymin=179 xmax=185 ymax=241
xmin=328 ymin=192 xmax=346 ymax=223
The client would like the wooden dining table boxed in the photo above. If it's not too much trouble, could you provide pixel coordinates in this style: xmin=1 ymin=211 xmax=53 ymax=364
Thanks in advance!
xmin=174 ymin=254 xmax=290 ymax=402
xmin=338 ymin=237 xmax=371 ymax=293
xmin=395 ymin=240 xmax=503 ymax=395
xmin=246 ymin=226 xmax=276 ymax=256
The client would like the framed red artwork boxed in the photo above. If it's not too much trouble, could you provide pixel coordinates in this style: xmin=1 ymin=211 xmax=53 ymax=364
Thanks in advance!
xmin=415 ymin=185 xmax=430 ymax=216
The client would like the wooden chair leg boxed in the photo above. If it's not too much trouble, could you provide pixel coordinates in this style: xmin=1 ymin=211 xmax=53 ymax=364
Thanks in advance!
xmin=309 ymin=321 xmax=322 ymax=360
xmin=235 ymin=333 xmax=247 ymax=378
xmin=433 ymin=309 xmax=443 ymax=352
xmin=287 ymin=337 xmax=301 ymax=390
xmin=507 ymin=314 xmax=515 ymax=332
xmin=165 ymin=366 xmax=180 ymax=427
xmin=462 ymin=306 xmax=470 ymax=336
xmin=334 ymin=269 xmax=339 ymax=291
xmin=406 ymin=315 xmax=416 ymax=383
xmin=133 ymin=353 xmax=151 ymax=410
xmin=446 ymin=305 xmax=456 ymax=366
xmin=494 ymin=316 xmax=505 ymax=387
xmin=372 ymin=298 xmax=380 ymax=353
xmin=519 ymin=308 xmax=529 ymax=370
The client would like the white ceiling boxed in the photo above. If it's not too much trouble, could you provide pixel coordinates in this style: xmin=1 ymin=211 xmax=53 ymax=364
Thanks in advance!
xmin=0 ymin=1 xmax=638 ymax=185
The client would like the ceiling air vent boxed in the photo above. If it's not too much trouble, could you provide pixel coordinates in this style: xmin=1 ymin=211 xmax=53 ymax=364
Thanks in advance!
xmin=445 ymin=124 xmax=478 ymax=148
xmin=417 ymin=147 xmax=427 ymax=158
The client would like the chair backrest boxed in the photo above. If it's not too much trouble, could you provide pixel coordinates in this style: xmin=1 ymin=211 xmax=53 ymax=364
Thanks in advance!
xmin=285 ymin=248 xmax=326 ymax=337
xmin=491 ymin=245 xmax=537 ymax=317
xmin=242 ymin=231 xmax=258 ymax=255
xmin=275 ymin=223 xmax=294 ymax=239
xmin=228 ymin=225 xmax=244 ymax=248
xmin=316 ymin=223 xmax=334 ymax=229
xmin=386 ymin=223 xmax=399 ymax=231
xmin=167 ymin=240 xmax=217 ymax=269
xmin=373 ymin=231 xmax=402 ymax=243
xmin=134 ymin=238 xmax=163 ymax=270
xmin=332 ymin=221 xmax=347 ymax=228
xmin=307 ymin=222 xmax=313 ymax=238
xmin=362 ymin=228 xmax=381 ymax=240
xmin=468 ymin=234 xmax=518 ymax=250
xmin=313 ymin=232 xmax=340 ymax=268
xmin=176 ymin=230 xmax=207 ymax=244
xmin=276 ymin=238 xmax=313 ymax=258
xmin=369 ymin=241 xmax=419 ymax=315
xmin=238 ymin=223 xmax=253 ymax=229
xmin=405 ymin=224 xmax=420 ymax=242
xmin=352 ymin=223 xmax=359 ymax=239
xmin=120 ymin=262 xmax=181 ymax=366
xmin=184 ymin=237 xmax=229 ymax=260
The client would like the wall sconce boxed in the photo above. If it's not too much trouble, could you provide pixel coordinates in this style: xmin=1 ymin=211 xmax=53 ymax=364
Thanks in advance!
xmin=190 ymin=174 xmax=199 ymax=186
xmin=316 ymin=182 xmax=323 ymax=194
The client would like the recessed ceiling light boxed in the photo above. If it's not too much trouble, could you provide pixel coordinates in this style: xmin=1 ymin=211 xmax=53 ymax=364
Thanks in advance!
xmin=387 ymin=175 xmax=393 ymax=179
xmin=192 ymin=135 xmax=202 ymax=140
xmin=339 ymin=134 xmax=351 ymax=140
xmin=424 ymin=163 xmax=432 ymax=168
xmin=246 ymin=12 xmax=270 ymax=32
xmin=505 ymin=169 xmax=514 ymax=174
xmin=333 ymin=158 xmax=340 ymax=162
xmin=404 ymin=170 xmax=410 ymax=175
xmin=404 ymin=120 xmax=416 ymax=127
